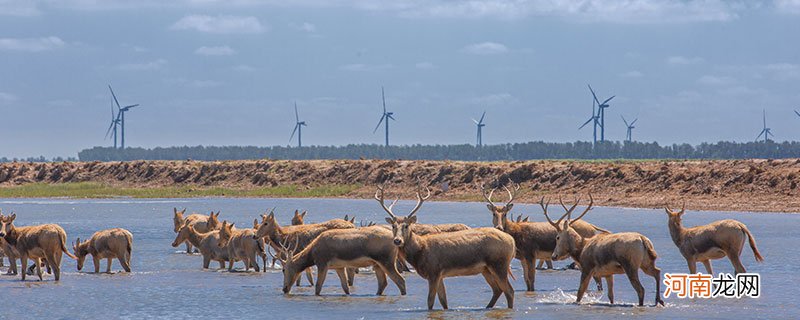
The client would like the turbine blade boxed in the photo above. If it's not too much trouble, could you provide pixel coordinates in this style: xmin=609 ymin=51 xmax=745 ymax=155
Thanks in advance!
xmin=295 ymin=102 xmax=299 ymax=122
xmin=579 ymin=117 xmax=593 ymax=129
xmin=756 ymin=129 xmax=766 ymax=141
xmin=795 ymin=110 xmax=800 ymax=118
xmin=108 ymin=85 xmax=122 ymax=109
xmin=125 ymin=104 xmax=139 ymax=110
xmin=602 ymin=95 xmax=615 ymax=105
xmin=630 ymin=118 xmax=638 ymax=126
xmin=289 ymin=124 xmax=298 ymax=142
xmin=479 ymin=111 xmax=486 ymax=123
xmin=588 ymin=84 xmax=601 ymax=106
xmin=621 ymin=115 xmax=629 ymax=127
xmin=105 ymin=121 xmax=115 ymax=138
xmin=381 ymin=86 xmax=386 ymax=113
xmin=373 ymin=115 xmax=385 ymax=133
xmin=472 ymin=118 xmax=479 ymax=124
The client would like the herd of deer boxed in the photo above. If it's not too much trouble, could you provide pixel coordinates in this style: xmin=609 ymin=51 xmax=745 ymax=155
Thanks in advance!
xmin=0 ymin=182 xmax=765 ymax=310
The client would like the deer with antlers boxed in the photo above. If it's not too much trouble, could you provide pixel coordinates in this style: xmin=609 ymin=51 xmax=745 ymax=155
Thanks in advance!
xmin=270 ymin=224 xmax=407 ymax=296
xmin=548 ymin=197 xmax=664 ymax=306
xmin=481 ymin=183 xmax=609 ymax=291
xmin=665 ymin=203 xmax=763 ymax=275
xmin=378 ymin=184 xmax=515 ymax=310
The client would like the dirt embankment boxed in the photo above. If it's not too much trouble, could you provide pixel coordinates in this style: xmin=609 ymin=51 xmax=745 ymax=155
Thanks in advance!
xmin=1 ymin=159 xmax=799 ymax=213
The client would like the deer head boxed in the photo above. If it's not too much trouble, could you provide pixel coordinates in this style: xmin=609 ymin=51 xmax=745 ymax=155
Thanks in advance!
xmin=267 ymin=236 xmax=301 ymax=294
xmin=549 ymin=194 xmax=594 ymax=261
xmin=172 ymin=208 xmax=187 ymax=233
xmin=376 ymin=183 xmax=431 ymax=247
xmin=481 ymin=182 xmax=520 ymax=231
xmin=217 ymin=221 xmax=235 ymax=248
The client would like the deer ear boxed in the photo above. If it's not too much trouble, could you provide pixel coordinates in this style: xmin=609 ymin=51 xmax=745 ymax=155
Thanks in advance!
xmin=301 ymin=211 xmax=306 ymax=218
xmin=486 ymin=204 xmax=494 ymax=212
xmin=408 ymin=216 xmax=417 ymax=224
xmin=9 ymin=213 xmax=15 ymax=221
xmin=229 ymin=223 xmax=235 ymax=229
xmin=506 ymin=204 xmax=514 ymax=211
xmin=385 ymin=217 xmax=394 ymax=224
xmin=253 ymin=219 xmax=258 ymax=228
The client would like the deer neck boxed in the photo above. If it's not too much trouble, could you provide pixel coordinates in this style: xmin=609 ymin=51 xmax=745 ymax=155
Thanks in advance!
xmin=186 ymin=228 xmax=205 ymax=247
xmin=570 ymin=232 xmax=587 ymax=262
xmin=4 ymin=224 xmax=18 ymax=246
xmin=290 ymin=247 xmax=315 ymax=272
xmin=401 ymin=233 xmax=425 ymax=269
xmin=268 ymin=223 xmax=285 ymax=244
xmin=668 ymin=220 xmax=685 ymax=246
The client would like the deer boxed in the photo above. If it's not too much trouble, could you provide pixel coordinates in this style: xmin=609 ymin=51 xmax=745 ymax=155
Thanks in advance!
xmin=481 ymin=183 xmax=609 ymax=291
xmin=665 ymin=203 xmax=764 ymax=275
xmin=0 ymin=213 xmax=76 ymax=281
xmin=0 ymin=224 xmax=51 ymax=276
xmin=377 ymin=184 xmax=515 ymax=310
xmin=218 ymin=221 xmax=266 ymax=272
xmin=271 ymin=225 xmax=407 ymax=296
xmin=255 ymin=210 xmax=356 ymax=286
xmin=73 ymin=228 xmax=133 ymax=273
xmin=171 ymin=221 xmax=232 ymax=269
xmin=548 ymin=198 xmax=664 ymax=306
xmin=291 ymin=210 xmax=307 ymax=225
xmin=172 ymin=208 xmax=220 ymax=254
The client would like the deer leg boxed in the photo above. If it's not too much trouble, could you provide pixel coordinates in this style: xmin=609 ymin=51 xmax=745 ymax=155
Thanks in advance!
xmin=218 ymin=259 xmax=225 ymax=269
xmin=481 ymin=270 xmax=502 ymax=308
xmin=45 ymin=253 xmax=59 ymax=281
xmin=594 ymin=275 xmax=604 ymax=291
xmin=641 ymin=262 xmax=665 ymax=306
xmin=725 ymin=249 xmax=747 ymax=274
xmin=686 ymin=257 xmax=697 ymax=274
xmin=606 ymin=276 xmax=614 ymax=304
xmin=536 ymin=259 xmax=544 ymax=270
xmin=427 ymin=276 xmax=441 ymax=310
xmin=35 ymin=258 xmax=43 ymax=281
xmin=20 ymin=255 xmax=28 ymax=281
xmin=381 ymin=258 xmax=406 ymax=295
xmin=93 ymin=256 xmax=100 ymax=273
xmin=436 ymin=278 xmax=449 ymax=310
xmin=335 ymin=268 xmax=350 ymax=295
xmin=623 ymin=264 xmax=645 ymax=306
xmin=492 ymin=262 xmax=515 ymax=309
xmin=702 ymin=260 xmax=713 ymax=275
xmin=520 ymin=258 xmax=531 ymax=291
xmin=546 ymin=260 xmax=554 ymax=269
xmin=185 ymin=241 xmax=192 ymax=254
xmin=346 ymin=267 xmax=356 ymax=286
xmin=202 ymin=255 xmax=211 ymax=269
xmin=315 ymin=264 xmax=329 ymax=296
xmin=576 ymin=269 xmax=594 ymax=303
xmin=119 ymin=255 xmax=131 ymax=273
xmin=374 ymin=266 xmax=388 ymax=295
xmin=106 ymin=257 xmax=113 ymax=273
xmin=528 ymin=258 xmax=537 ymax=291
xmin=305 ymin=268 xmax=315 ymax=286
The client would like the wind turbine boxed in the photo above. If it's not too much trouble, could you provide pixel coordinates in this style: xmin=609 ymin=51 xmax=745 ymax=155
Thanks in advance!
xmin=373 ymin=86 xmax=394 ymax=147
xmin=108 ymin=85 xmax=139 ymax=149
xmin=588 ymin=84 xmax=615 ymax=142
xmin=756 ymin=109 xmax=773 ymax=143
xmin=579 ymin=96 xmax=600 ymax=145
xmin=289 ymin=102 xmax=307 ymax=147
xmin=104 ymin=96 xmax=120 ymax=148
xmin=621 ymin=116 xmax=638 ymax=142
xmin=794 ymin=109 xmax=800 ymax=119
xmin=472 ymin=111 xmax=486 ymax=147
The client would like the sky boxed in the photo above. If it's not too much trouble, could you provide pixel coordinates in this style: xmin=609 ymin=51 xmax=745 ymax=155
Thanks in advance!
xmin=1 ymin=0 xmax=799 ymax=158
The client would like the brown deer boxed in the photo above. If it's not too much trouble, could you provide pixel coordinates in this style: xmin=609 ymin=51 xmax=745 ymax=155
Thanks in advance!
xmin=377 ymin=184 xmax=515 ymax=310
xmin=73 ymin=228 xmax=133 ymax=273
xmin=0 ymin=213 xmax=76 ymax=281
xmin=291 ymin=210 xmax=307 ymax=225
xmin=218 ymin=221 xmax=265 ymax=272
xmin=549 ymin=199 xmax=664 ymax=306
xmin=665 ymin=203 xmax=764 ymax=274
xmin=171 ymin=221 xmax=231 ymax=269
xmin=255 ymin=211 xmax=356 ymax=285
xmin=0 ymin=225 xmax=50 ymax=276
xmin=172 ymin=209 xmax=220 ymax=254
xmin=272 ymin=226 xmax=407 ymax=296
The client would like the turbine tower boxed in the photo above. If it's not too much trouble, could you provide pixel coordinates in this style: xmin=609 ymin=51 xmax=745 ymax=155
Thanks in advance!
xmin=373 ymin=86 xmax=394 ymax=147
xmin=289 ymin=102 xmax=307 ymax=147
xmin=756 ymin=109 xmax=773 ymax=143
xmin=104 ymin=96 xmax=121 ymax=148
xmin=621 ymin=115 xmax=638 ymax=142
xmin=472 ymin=111 xmax=486 ymax=147
xmin=108 ymin=85 xmax=139 ymax=149
xmin=588 ymin=84 xmax=615 ymax=142
xmin=579 ymin=97 xmax=600 ymax=145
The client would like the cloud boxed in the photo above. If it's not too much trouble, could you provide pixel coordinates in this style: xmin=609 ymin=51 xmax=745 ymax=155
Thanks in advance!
xmin=696 ymin=75 xmax=736 ymax=86
xmin=462 ymin=42 xmax=508 ymax=55
xmin=666 ymin=55 xmax=704 ymax=65
xmin=0 ymin=92 xmax=18 ymax=103
xmin=469 ymin=93 xmax=516 ymax=106
xmin=290 ymin=22 xmax=317 ymax=32
xmin=171 ymin=15 xmax=266 ymax=34
xmin=195 ymin=45 xmax=236 ymax=56
xmin=415 ymin=62 xmax=437 ymax=69
xmin=620 ymin=70 xmax=644 ymax=78
xmin=232 ymin=64 xmax=256 ymax=72
xmin=47 ymin=99 xmax=74 ymax=107
xmin=0 ymin=36 xmax=65 ymax=52
xmin=776 ymin=0 xmax=800 ymax=14
xmin=339 ymin=63 xmax=393 ymax=72
xmin=117 ymin=59 xmax=167 ymax=71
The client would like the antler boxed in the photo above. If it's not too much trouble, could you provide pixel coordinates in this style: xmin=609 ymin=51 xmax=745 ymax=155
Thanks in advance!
xmin=503 ymin=182 xmax=521 ymax=205
xmin=569 ymin=193 xmax=594 ymax=223
xmin=480 ymin=183 xmax=497 ymax=206
xmin=374 ymin=184 xmax=400 ymax=219
xmin=540 ymin=196 xmax=559 ymax=228
xmin=408 ymin=182 xmax=431 ymax=217
xmin=558 ymin=195 xmax=580 ymax=225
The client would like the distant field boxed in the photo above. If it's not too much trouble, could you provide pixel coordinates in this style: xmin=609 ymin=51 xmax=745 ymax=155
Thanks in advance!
xmin=0 ymin=182 xmax=360 ymax=199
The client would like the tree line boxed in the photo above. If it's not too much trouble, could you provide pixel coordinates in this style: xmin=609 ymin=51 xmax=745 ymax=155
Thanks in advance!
xmin=75 ymin=140 xmax=800 ymax=161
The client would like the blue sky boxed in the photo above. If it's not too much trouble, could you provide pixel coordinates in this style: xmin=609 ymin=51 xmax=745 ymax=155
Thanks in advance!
xmin=1 ymin=0 xmax=799 ymax=158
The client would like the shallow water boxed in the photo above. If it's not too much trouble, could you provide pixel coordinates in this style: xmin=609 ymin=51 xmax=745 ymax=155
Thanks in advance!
xmin=0 ymin=197 xmax=796 ymax=319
